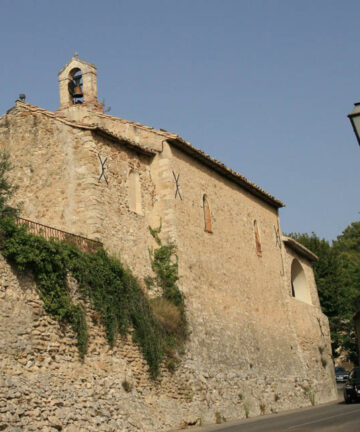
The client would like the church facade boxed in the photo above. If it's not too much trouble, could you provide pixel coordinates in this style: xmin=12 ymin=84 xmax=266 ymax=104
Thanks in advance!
xmin=0 ymin=55 xmax=337 ymax=430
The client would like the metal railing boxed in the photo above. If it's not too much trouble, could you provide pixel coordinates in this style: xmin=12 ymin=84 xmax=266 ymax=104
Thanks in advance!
xmin=15 ymin=217 xmax=103 ymax=254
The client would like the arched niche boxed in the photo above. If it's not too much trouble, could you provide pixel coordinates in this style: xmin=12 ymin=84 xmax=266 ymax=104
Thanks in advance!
xmin=291 ymin=259 xmax=312 ymax=304
xmin=68 ymin=68 xmax=84 ymax=105
xmin=128 ymin=170 xmax=143 ymax=215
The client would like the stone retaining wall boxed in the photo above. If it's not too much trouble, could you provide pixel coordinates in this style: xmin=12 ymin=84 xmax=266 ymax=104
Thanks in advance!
xmin=0 ymin=254 xmax=336 ymax=432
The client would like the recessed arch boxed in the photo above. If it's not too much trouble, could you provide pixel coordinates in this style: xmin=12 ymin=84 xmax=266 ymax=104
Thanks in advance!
xmin=68 ymin=68 xmax=84 ymax=104
xmin=291 ymin=259 xmax=312 ymax=304
xmin=203 ymin=194 xmax=212 ymax=233
xmin=128 ymin=170 xmax=143 ymax=215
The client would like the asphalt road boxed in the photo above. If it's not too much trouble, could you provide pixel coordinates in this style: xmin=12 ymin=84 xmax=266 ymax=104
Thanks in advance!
xmin=179 ymin=385 xmax=360 ymax=432
xmin=202 ymin=402 xmax=360 ymax=432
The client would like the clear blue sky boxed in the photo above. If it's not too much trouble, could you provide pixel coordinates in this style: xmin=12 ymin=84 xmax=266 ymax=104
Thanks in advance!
xmin=0 ymin=0 xmax=359 ymax=241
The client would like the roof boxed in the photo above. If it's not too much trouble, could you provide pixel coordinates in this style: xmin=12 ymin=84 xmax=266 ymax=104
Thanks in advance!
xmin=5 ymin=101 xmax=156 ymax=157
xmin=282 ymin=236 xmax=318 ymax=262
xmin=94 ymin=112 xmax=285 ymax=208
xmin=5 ymin=101 xmax=285 ymax=208
xmin=167 ymin=137 xmax=284 ymax=208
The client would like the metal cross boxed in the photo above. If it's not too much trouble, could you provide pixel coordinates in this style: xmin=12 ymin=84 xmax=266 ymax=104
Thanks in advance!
xmin=172 ymin=170 xmax=182 ymax=200
xmin=98 ymin=154 xmax=108 ymax=184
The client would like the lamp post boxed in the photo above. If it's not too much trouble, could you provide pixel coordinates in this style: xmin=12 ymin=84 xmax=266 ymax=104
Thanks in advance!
xmin=348 ymin=102 xmax=360 ymax=146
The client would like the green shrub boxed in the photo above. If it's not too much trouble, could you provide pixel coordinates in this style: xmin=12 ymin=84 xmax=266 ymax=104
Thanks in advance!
xmin=147 ymin=224 xmax=188 ymax=356
xmin=0 ymin=217 xmax=188 ymax=378
xmin=122 ymin=380 xmax=132 ymax=392
xmin=0 ymin=218 xmax=166 ymax=377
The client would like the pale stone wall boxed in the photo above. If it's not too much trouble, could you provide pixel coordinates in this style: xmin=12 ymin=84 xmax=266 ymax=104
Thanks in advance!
xmin=167 ymin=145 xmax=336 ymax=407
xmin=282 ymin=245 xmax=336 ymax=401
xmin=0 ymin=99 xmax=338 ymax=431
xmin=57 ymin=105 xmax=166 ymax=153
xmin=283 ymin=245 xmax=321 ymax=308
xmin=0 ymin=255 xmax=335 ymax=432
xmin=0 ymin=106 xmax=157 ymax=279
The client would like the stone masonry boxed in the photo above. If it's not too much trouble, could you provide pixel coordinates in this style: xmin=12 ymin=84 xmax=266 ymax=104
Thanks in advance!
xmin=0 ymin=55 xmax=337 ymax=431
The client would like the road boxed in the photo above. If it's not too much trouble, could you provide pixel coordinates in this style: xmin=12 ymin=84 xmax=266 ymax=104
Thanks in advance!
xmin=177 ymin=385 xmax=360 ymax=432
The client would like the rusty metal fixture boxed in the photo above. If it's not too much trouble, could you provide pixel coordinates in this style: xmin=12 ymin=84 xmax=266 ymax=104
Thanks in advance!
xmin=73 ymin=85 xmax=83 ymax=98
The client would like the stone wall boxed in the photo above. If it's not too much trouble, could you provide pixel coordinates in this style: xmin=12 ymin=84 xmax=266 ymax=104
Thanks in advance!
xmin=168 ymin=144 xmax=336 ymax=406
xmin=0 ymin=101 xmax=338 ymax=431
xmin=0 ymin=253 xmax=335 ymax=432
xmin=0 ymin=106 xmax=157 ymax=280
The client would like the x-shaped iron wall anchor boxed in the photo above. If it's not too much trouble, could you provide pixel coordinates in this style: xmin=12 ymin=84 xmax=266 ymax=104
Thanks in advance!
xmin=172 ymin=170 xmax=182 ymax=200
xmin=98 ymin=154 xmax=108 ymax=184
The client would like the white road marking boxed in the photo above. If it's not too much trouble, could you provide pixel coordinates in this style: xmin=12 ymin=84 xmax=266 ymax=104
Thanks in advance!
xmin=287 ymin=407 xmax=360 ymax=430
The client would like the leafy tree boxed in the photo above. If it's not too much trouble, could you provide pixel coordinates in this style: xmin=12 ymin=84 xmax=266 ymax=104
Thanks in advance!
xmin=333 ymin=222 xmax=360 ymax=362
xmin=288 ymin=225 xmax=360 ymax=363
xmin=334 ymin=221 xmax=360 ymax=312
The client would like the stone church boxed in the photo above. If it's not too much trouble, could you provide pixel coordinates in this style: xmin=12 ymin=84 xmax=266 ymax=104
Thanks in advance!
xmin=0 ymin=55 xmax=337 ymax=431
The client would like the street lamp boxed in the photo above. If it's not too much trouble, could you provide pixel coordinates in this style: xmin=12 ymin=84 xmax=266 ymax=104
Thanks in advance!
xmin=348 ymin=102 xmax=360 ymax=146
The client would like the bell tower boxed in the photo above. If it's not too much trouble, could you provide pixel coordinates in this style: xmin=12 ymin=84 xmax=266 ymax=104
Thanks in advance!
xmin=57 ymin=53 xmax=104 ymax=116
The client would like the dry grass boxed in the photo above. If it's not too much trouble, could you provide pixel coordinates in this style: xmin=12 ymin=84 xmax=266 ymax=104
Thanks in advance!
xmin=150 ymin=297 xmax=182 ymax=334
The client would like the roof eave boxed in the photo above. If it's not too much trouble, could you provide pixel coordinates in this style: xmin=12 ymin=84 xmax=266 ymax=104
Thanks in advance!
xmin=6 ymin=102 xmax=156 ymax=158
xmin=282 ymin=236 xmax=318 ymax=262
xmin=167 ymin=137 xmax=284 ymax=209
xmin=93 ymin=128 xmax=156 ymax=157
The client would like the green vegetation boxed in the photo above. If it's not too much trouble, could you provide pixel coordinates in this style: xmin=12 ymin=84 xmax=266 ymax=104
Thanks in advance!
xmin=0 ymin=218 xmax=188 ymax=377
xmin=0 ymin=218 xmax=163 ymax=376
xmin=259 ymin=402 xmax=266 ymax=415
xmin=215 ymin=412 xmax=226 ymax=424
xmin=0 ymin=151 xmax=187 ymax=378
xmin=146 ymin=223 xmax=187 ymax=369
xmin=121 ymin=379 xmax=132 ymax=392
xmin=288 ymin=221 xmax=360 ymax=363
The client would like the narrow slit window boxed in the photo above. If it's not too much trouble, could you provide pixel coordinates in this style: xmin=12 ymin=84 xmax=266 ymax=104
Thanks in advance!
xmin=203 ymin=195 xmax=212 ymax=233
xmin=254 ymin=220 xmax=262 ymax=256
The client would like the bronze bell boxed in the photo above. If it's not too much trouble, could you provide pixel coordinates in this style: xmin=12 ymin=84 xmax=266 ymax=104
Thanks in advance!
xmin=73 ymin=85 xmax=83 ymax=98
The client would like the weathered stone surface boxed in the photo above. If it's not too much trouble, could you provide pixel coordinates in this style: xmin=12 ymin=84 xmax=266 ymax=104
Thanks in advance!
xmin=0 ymin=254 xmax=336 ymax=431
xmin=0 ymin=55 xmax=337 ymax=431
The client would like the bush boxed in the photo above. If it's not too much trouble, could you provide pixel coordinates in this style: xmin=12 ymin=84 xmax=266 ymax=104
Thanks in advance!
xmin=0 ymin=153 xmax=187 ymax=378
xmin=0 ymin=218 xmax=166 ymax=377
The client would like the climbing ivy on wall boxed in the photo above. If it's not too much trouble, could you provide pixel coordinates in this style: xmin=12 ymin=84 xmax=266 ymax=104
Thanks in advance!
xmin=0 ymin=217 xmax=186 ymax=378
xmin=146 ymin=223 xmax=187 ymax=366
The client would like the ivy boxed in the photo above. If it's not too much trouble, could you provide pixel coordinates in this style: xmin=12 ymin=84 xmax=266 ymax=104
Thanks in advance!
xmin=0 ymin=150 xmax=187 ymax=377
xmin=147 ymin=224 xmax=187 ymax=359
xmin=0 ymin=218 xmax=164 ymax=377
